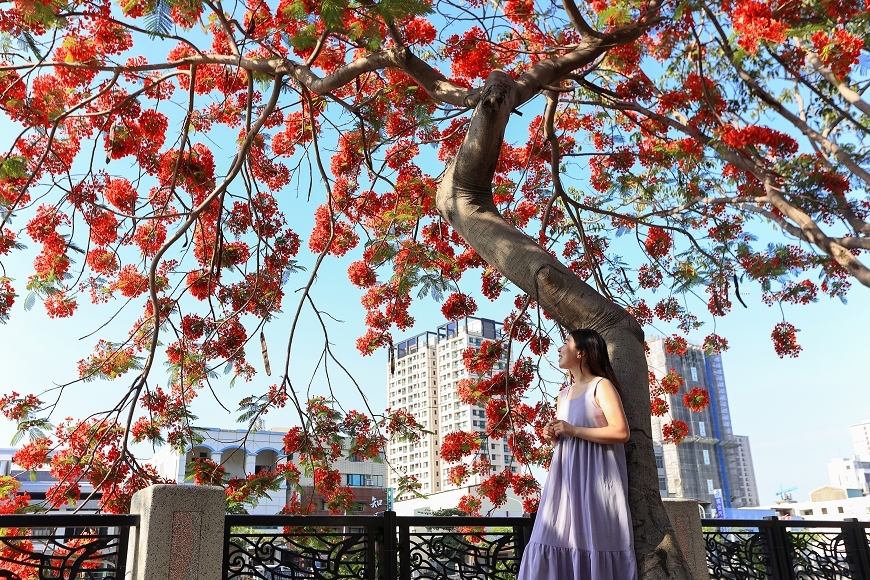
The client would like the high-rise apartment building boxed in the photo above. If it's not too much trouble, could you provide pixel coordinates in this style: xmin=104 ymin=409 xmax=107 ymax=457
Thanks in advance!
xmin=732 ymin=435 xmax=760 ymax=506
xmin=852 ymin=420 xmax=870 ymax=461
xmin=386 ymin=317 xmax=513 ymax=500
xmin=647 ymin=337 xmax=759 ymax=513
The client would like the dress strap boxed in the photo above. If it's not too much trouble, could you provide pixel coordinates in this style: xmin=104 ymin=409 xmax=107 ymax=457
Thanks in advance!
xmin=592 ymin=377 xmax=604 ymax=399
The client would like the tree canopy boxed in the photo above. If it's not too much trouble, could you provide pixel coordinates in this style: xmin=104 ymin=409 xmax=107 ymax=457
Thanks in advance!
xmin=0 ymin=0 xmax=867 ymax=576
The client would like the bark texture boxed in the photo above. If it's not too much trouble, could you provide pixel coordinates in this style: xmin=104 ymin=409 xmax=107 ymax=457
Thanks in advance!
xmin=435 ymin=71 xmax=694 ymax=580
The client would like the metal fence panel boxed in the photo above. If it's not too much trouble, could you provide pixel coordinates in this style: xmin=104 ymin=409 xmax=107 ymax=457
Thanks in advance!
xmin=0 ymin=514 xmax=138 ymax=580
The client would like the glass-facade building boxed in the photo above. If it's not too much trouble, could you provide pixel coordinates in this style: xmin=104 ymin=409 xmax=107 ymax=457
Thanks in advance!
xmin=647 ymin=337 xmax=759 ymax=513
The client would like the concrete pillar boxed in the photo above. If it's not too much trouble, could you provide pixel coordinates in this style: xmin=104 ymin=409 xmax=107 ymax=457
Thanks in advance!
xmin=127 ymin=484 xmax=225 ymax=580
xmin=210 ymin=452 xmax=222 ymax=464
xmin=661 ymin=498 xmax=710 ymax=580
xmin=244 ymin=454 xmax=257 ymax=475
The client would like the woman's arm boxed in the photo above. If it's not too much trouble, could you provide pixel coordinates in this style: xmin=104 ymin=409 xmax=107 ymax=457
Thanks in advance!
xmin=549 ymin=379 xmax=630 ymax=444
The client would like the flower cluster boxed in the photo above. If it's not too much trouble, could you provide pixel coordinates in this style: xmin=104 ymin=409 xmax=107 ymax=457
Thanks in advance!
xmin=662 ymin=419 xmax=690 ymax=444
xmin=683 ymin=387 xmax=710 ymax=412
xmin=659 ymin=369 xmax=685 ymax=395
xmin=771 ymin=322 xmax=802 ymax=358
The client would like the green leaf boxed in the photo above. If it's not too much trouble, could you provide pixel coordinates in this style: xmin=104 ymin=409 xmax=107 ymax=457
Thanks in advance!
xmin=0 ymin=156 xmax=28 ymax=181
xmin=320 ymin=0 xmax=346 ymax=29
xmin=144 ymin=0 xmax=173 ymax=36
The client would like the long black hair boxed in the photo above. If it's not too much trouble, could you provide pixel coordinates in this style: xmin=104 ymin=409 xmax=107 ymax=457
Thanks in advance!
xmin=568 ymin=328 xmax=622 ymax=395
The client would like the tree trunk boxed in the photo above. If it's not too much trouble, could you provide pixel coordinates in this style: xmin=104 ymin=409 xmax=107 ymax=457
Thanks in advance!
xmin=435 ymin=71 xmax=694 ymax=580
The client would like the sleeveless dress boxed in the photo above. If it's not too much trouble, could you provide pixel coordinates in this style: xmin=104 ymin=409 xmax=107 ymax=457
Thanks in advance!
xmin=517 ymin=380 xmax=637 ymax=580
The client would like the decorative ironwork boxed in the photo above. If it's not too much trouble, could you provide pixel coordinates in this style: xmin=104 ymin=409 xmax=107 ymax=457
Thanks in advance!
xmin=702 ymin=518 xmax=870 ymax=580
xmin=703 ymin=528 xmax=771 ymax=579
xmin=789 ymin=529 xmax=852 ymax=580
xmin=224 ymin=514 xmax=870 ymax=580
xmin=224 ymin=514 xmax=380 ymax=580
xmin=0 ymin=514 xmax=136 ymax=580
xmin=404 ymin=528 xmax=519 ymax=580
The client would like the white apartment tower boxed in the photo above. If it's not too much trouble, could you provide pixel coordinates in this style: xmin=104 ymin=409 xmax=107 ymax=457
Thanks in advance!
xmin=852 ymin=420 xmax=870 ymax=461
xmin=386 ymin=317 xmax=511 ymax=500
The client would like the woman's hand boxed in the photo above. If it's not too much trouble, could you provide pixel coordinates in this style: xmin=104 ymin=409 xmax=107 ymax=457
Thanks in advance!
xmin=547 ymin=420 xmax=577 ymax=439
xmin=542 ymin=421 xmax=556 ymax=443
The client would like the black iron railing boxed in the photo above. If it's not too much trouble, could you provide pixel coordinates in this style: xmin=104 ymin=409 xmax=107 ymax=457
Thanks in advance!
xmin=223 ymin=512 xmax=534 ymax=580
xmin=701 ymin=517 xmax=870 ymax=580
xmin=0 ymin=513 xmax=138 ymax=580
xmin=7 ymin=511 xmax=864 ymax=579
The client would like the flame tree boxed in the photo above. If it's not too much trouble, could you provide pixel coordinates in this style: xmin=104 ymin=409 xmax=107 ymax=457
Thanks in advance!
xmin=0 ymin=0 xmax=867 ymax=577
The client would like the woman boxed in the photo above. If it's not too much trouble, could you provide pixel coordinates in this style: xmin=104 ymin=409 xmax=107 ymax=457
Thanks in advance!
xmin=517 ymin=328 xmax=637 ymax=580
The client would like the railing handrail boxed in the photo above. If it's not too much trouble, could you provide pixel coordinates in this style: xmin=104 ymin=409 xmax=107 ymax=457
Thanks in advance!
xmin=0 ymin=513 xmax=140 ymax=527
xmin=701 ymin=517 xmax=870 ymax=529
xmin=225 ymin=512 xmax=536 ymax=529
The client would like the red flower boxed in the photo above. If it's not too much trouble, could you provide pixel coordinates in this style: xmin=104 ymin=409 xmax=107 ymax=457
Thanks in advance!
xmin=683 ymin=387 xmax=710 ymax=412
xmin=660 ymin=369 xmax=684 ymax=395
xmin=457 ymin=493 xmax=482 ymax=516
xmin=662 ymin=419 xmax=689 ymax=444
xmin=626 ymin=299 xmax=653 ymax=326
xmin=442 ymin=292 xmax=477 ymax=321
xmin=650 ymin=397 xmax=669 ymax=416
xmin=703 ymin=334 xmax=729 ymax=355
xmin=772 ymin=322 xmax=802 ymax=358
xmin=440 ymin=431 xmax=482 ymax=462
xmin=103 ymin=177 xmax=138 ymax=214
xmin=347 ymin=260 xmax=377 ymax=288
xmin=644 ymin=227 xmax=672 ymax=259
xmin=664 ymin=335 xmax=688 ymax=355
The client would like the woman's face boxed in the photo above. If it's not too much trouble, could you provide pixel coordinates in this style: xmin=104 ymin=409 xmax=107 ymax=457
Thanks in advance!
xmin=557 ymin=335 xmax=581 ymax=369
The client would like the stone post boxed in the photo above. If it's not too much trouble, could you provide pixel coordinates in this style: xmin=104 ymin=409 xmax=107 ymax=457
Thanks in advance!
xmin=661 ymin=498 xmax=710 ymax=580
xmin=127 ymin=484 xmax=226 ymax=580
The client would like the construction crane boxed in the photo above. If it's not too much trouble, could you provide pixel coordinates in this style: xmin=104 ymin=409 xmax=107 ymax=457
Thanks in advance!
xmin=776 ymin=485 xmax=798 ymax=502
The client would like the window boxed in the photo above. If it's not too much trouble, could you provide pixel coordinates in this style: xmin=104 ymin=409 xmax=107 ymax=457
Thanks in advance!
xmin=690 ymin=367 xmax=698 ymax=382
xmin=347 ymin=474 xmax=366 ymax=486
xmin=707 ymin=479 xmax=714 ymax=494
xmin=698 ymin=422 xmax=706 ymax=437
xmin=347 ymin=474 xmax=384 ymax=487
xmin=821 ymin=508 xmax=828 ymax=514
xmin=702 ymin=450 xmax=710 ymax=465
xmin=838 ymin=507 xmax=844 ymax=513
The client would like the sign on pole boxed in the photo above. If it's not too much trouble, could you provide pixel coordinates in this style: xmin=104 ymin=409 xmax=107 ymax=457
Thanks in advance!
xmin=387 ymin=487 xmax=394 ymax=511
xmin=713 ymin=488 xmax=725 ymax=518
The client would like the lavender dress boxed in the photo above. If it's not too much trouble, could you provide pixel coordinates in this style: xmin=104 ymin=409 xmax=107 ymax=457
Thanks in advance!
xmin=518 ymin=380 xmax=637 ymax=580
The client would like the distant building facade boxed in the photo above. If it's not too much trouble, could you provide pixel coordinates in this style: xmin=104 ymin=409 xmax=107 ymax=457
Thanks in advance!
xmin=852 ymin=420 xmax=870 ymax=462
xmin=0 ymin=448 xmax=100 ymax=512
xmin=763 ymin=486 xmax=870 ymax=522
xmin=386 ymin=317 xmax=514 ymax=501
xmin=647 ymin=338 xmax=759 ymax=514
xmin=147 ymin=427 xmax=386 ymax=515
xmin=732 ymin=435 xmax=760 ymax=507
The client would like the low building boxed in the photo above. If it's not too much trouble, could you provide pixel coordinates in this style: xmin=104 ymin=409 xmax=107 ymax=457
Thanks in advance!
xmin=827 ymin=456 xmax=870 ymax=494
xmin=0 ymin=447 xmax=100 ymax=512
xmin=393 ymin=486 xmax=526 ymax=517
xmin=757 ymin=486 xmax=870 ymax=521
xmin=146 ymin=426 xmax=387 ymax=515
